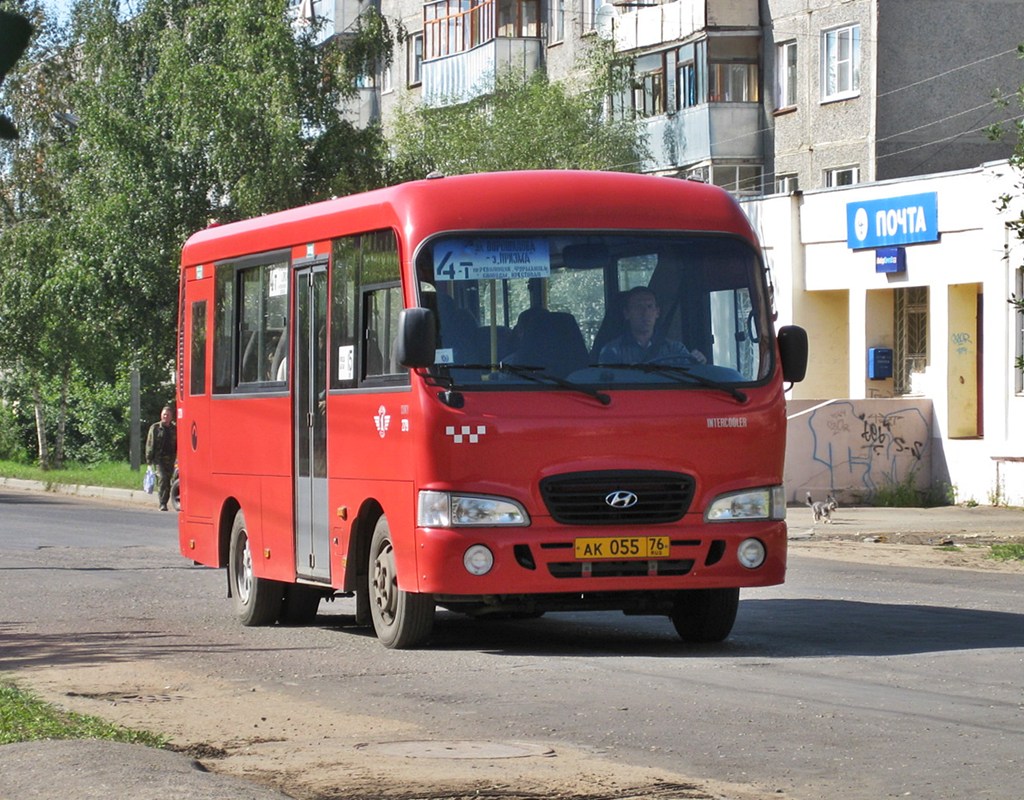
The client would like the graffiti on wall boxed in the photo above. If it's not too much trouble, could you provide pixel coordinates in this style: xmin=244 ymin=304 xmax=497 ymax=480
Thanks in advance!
xmin=806 ymin=401 xmax=929 ymax=498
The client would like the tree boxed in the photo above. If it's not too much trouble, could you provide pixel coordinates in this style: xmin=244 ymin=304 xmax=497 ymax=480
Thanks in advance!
xmin=0 ymin=1 xmax=95 ymax=467
xmin=387 ymin=41 xmax=648 ymax=179
xmin=0 ymin=0 xmax=393 ymax=465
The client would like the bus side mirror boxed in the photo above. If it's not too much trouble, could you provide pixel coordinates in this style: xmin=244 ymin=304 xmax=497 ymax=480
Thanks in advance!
xmin=396 ymin=307 xmax=437 ymax=368
xmin=777 ymin=325 xmax=808 ymax=383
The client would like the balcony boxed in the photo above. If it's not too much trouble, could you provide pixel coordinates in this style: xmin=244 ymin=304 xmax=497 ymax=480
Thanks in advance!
xmin=642 ymin=103 xmax=761 ymax=173
xmin=422 ymin=0 xmax=544 ymax=107
xmin=422 ymin=38 xmax=544 ymax=107
xmin=612 ymin=0 xmax=757 ymax=52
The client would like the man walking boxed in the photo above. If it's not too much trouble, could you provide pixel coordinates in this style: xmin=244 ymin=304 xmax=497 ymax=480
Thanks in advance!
xmin=145 ymin=405 xmax=177 ymax=511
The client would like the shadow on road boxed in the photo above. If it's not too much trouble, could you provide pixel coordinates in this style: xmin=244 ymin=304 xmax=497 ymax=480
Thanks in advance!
xmin=419 ymin=598 xmax=1024 ymax=659
xmin=4 ymin=598 xmax=1023 ymax=669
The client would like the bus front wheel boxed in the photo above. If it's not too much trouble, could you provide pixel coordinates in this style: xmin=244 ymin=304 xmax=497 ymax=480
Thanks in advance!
xmin=670 ymin=588 xmax=739 ymax=643
xmin=368 ymin=516 xmax=434 ymax=648
xmin=228 ymin=510 xmax=282 ymax=626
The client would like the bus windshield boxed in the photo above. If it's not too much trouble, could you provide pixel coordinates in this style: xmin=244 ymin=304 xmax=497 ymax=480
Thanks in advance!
xmin=416 ymin=232 xmax=773 ymax=389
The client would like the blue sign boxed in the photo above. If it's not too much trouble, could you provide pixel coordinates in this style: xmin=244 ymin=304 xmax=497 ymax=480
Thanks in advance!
xmin=847 ymin=192 xmax=938 ymax=250
xmin=875 ymin=246 xmax=906 ymax=273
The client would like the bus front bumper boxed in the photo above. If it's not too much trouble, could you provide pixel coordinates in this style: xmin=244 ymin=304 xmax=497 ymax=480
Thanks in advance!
xmin=412 ymin=521 xmax=787 ymax=598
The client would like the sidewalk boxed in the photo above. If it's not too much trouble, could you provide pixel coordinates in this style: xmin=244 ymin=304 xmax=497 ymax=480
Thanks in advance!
xmin=0 ymin=475 xmax=156 ymax=507
xmin=785 ymin=502 xmax=1024 ymax=543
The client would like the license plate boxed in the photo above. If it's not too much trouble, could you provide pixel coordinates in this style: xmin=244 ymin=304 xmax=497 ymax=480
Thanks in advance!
xmin=574 ymin=536 xmax=671 ymax=560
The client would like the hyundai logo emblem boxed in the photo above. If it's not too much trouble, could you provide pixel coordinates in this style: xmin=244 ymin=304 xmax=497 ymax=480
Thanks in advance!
xmin=605 ymin=490 xmax=639 ymax=509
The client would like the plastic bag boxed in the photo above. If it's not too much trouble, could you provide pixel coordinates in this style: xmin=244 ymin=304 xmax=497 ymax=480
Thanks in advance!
xmin=143 ymin=466 xmax=155 ymax=494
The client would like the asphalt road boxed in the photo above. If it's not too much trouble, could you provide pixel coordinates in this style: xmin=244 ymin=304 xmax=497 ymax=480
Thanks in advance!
xmin=1 ymin=488 xmax=1022 ymax=800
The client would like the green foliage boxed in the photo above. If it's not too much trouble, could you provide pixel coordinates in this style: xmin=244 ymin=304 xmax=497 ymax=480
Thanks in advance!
xmin=0 ymin=679 xmax=166 ymax=746
xmin=870 ymin=475 xmax=922 ymax=507
xmin=389 ymin=41 xmax=648 ymax=179
xmin=989 ymin=542 xmax=1024 ymax=562
xmin=0 ymin=0 xmax=390 ymax=465
xmin=0 ymin=459 xmax=142 ymax=489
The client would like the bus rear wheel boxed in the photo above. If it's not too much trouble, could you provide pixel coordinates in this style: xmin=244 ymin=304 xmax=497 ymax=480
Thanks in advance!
xmin=670 ymin=588 xmax=739 ymax=643
xmin=228 ymin=510 xmax=283 ymax=626
xmin=368 ymin=516 xmax=434 ymax=649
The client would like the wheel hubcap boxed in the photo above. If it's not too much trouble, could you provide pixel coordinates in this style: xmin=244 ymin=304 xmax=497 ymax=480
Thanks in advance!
xmin=372 ymin=540 xmax=397 ymax=624
xmin=236 ymin=534 xmax=254 ymax=604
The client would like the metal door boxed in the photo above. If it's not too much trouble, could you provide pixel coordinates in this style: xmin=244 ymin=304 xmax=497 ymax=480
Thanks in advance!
xmin=294 ymin=265 xmax=330 ymax=581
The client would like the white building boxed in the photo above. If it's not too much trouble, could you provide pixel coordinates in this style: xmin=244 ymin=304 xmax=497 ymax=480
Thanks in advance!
xmin=745 ymin=160 xmax=1024 ymax=506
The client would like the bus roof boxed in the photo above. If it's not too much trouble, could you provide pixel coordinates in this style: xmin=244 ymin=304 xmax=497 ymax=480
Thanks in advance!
xmin=180 ymin=170 xmax=758 ymax=267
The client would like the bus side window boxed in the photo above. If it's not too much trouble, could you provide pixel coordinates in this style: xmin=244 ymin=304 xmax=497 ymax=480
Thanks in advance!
xmin=363 ymin=284 xmax=403 ymax=378
xmin=190 ymin=300 xmax=207 ymax=395
xmin=212 ymin=254 xmax=290 ymax=394
xmin=331 ymin=229 xmax=404 ymax=389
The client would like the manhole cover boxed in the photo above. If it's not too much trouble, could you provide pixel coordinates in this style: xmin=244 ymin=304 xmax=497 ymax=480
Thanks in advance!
xmin=360 ymin=740 xmax=555 ymax=760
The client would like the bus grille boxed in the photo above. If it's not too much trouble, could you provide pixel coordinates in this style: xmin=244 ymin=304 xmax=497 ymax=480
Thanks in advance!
xmin=548 ymin=559 xmax=695 ymax=579
xmin=540 ymin=471 xmax=695 ymax=525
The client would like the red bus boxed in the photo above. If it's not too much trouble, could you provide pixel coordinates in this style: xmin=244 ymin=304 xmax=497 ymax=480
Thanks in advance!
xmin=176 ymin=170 xmax=807 ymax=648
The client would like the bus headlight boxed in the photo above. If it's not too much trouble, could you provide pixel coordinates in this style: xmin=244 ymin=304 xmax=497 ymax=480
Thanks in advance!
xmin=705 ymin=486 xmax=786 ymax=522
xmin=418 ymin=491 xmax=530 ymax=527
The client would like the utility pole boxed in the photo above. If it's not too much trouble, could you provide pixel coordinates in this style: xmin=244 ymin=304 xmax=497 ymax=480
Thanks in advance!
xmin=130 ymin=366 xmax=141 ymax=471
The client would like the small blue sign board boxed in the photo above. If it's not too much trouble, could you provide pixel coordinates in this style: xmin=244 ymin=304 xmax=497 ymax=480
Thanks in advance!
xmin=875 ymin=246 xmax=906 ymax=273
xmin=868 ymin=347 xmax=893 ymax=380
xmin=847 ymin=192 xmax=938 ymax=250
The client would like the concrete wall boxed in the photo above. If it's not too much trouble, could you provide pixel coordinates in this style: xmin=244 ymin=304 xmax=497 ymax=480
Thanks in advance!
xmin=785 ymin=398 xmax=933 ymax=505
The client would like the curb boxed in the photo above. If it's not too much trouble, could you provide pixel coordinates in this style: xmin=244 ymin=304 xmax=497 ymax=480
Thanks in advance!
xmin=0 ymin=476 xmax=154 ymax=507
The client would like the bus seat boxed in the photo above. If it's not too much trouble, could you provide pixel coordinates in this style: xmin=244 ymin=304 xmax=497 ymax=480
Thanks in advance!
xmin=508 ymin=311 xmax=589 ymax=378
xmin=589 ymin=291 xmax=626 ymax=362
xmin=473 ymin=325 xmax=516 ymax=363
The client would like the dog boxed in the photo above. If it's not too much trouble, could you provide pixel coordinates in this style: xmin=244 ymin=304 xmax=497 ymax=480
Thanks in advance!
xmin=806 ymin=491 xmax=838 ymax=523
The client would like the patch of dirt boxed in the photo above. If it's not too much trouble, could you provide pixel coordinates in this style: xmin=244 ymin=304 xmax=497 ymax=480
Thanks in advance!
xmin=22 ymin=664 xmax=786 ymax=800
xmin=789 ymin=532 xmax=1024 ymax=572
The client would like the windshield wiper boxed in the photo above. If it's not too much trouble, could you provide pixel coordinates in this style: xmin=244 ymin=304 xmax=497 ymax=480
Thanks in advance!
xmin=601 ymin=363 xmax=748 ymax=403
xmin=437 ymin=362 xmax=611 ymax=406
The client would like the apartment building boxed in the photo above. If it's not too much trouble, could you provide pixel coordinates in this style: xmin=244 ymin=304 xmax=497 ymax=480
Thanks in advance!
xmin=301 ymin=0 xmax=1024 ymax=502
xmin=762 ymin=0 xmax=1024 ymax=192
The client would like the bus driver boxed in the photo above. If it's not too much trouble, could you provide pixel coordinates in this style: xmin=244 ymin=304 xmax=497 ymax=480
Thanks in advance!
xmin=599 ymin=286 xmax=706 ymax=365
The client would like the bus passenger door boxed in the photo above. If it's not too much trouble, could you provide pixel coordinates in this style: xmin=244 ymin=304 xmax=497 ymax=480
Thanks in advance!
xmin=294 ymin=265 xmax=330 ymax=581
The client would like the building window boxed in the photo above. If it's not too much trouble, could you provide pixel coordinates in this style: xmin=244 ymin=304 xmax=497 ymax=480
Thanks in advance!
xmin=894 ymin=286 xmax=928 ymax=395
xmin=408 ymin=32 xmax=423 ymax=86
xmin=776 ymin=41 xmax=797 ymax=109
xmin=825 ymin=165 xmax=859 ymax=187
xmin=708 ymin=62 xmax=758 ymax=103
xmin=678 ymin=61 xmax=698 ymax=108
xmin=776 ymin=173 xmax=798 ymax=194
xmin=821 ymin=24 xmax=860 ymax=101
xmin=424 ymin=0 xmax=495 ymax=60
xmin=549 ymin=0 xmax=564 ymax=43
xmin=633 ymin=53 xmax=666 ymax=118
xmin=711 ymin=164 xmax=762 ymax=196
xmin=498 ymin=0 xmax=541 ymax=39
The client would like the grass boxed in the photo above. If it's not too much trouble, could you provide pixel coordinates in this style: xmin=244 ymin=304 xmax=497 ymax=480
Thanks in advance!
xmin=0 ymin=679 xmax=166 ymax=746
xmin=989 ymin=543 xmax=1024 ymax=562
xmin=0 ymin=460 xmax=140 ymax=491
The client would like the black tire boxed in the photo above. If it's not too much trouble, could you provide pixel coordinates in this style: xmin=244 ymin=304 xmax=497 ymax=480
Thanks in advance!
xmin=280 ymin=584 xmax=322 ymax=625
xmin=368 ymin=516 xmax=434 ymax=648
xmin=670 ymin=588 xmax=740 ymax=643
xmin=170 ymin=478 xmax=181 ymax=512
xmin=228 ymin=510 xmax=283 ymax=626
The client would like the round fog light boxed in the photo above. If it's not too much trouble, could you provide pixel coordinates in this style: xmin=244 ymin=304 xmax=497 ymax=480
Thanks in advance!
xmin=463 ymin=544 xmax=494 ymax=576
xmin=737 ymin=538 xmax=766 ymax=569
